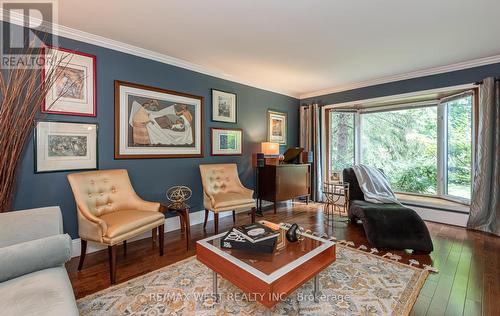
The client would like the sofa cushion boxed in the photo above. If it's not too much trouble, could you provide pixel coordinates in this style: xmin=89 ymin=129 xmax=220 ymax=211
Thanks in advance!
xmin=0 ymin=267 xmax=78 ymax=316
xmin=100 ymin=210 xmax=165 ymax=238
xmin=0 ymin=207 xmax=63 ymax=248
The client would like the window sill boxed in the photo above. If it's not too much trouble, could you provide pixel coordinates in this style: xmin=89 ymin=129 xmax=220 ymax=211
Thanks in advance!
xmin=395 ymin=193 xmax=470 ymax=214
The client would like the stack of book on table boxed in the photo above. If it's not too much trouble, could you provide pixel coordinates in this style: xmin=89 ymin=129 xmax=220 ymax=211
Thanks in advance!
xmin=221 ymin=222 xmax=280 ymax=253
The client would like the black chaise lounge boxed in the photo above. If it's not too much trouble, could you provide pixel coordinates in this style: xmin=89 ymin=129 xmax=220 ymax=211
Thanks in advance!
xmin=343 ymin=168 xmax=434 ymax=254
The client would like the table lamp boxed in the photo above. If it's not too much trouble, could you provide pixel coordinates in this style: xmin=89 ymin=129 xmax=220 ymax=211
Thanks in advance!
xmin=261 ymin=142 xmax=280 ymax=156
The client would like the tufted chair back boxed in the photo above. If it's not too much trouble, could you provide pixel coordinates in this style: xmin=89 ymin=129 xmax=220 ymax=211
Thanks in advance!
xmin=199 ymin=163 xmax=244 ymax=196
xmin=67 ymin=169 xmax=142 ymax=218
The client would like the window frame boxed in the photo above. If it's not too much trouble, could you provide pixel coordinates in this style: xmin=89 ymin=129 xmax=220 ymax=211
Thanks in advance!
xmin=323 ymin=85 xmax=477 ymax=207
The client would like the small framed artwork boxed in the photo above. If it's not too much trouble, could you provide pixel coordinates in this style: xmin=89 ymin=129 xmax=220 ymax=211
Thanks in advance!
xmin=212 ymin=89 xmax=236 ymax=123
xmin=42 ymin=46 xmax=96 ymax=116
xmin=34 ymin=121 xmax=98 ymax=173
xmin=211 ymin=127 xmax=242 ymax=156
xmin=267 ymin=110 xmax=287 ymax=145
xmin=331 ymin=171 xmax=342 ymax=183
xmin=115 ymin=80 xmax=203 ymax=159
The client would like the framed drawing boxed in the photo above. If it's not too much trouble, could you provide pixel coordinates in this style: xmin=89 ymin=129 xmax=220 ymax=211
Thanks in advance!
xmin=115 ymin=80 xmax=204 ymax=159
xmin=211 ymin=127 xmax=243 ymax=156
xmin=42 ymin=46 xmax=96 ymax=116
xmin=35 ymin=121 xmax=98 ymax=173
xmin=267 ymin=110 xmax=287 ymax=145
xmin=212 ymin=89 xmax=236 ymax=123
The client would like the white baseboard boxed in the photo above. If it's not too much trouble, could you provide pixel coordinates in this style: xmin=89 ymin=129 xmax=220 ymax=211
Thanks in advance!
xmin=72 ymin=208 xmax=234 ymax=257
xmin=410 ymin=206 xmax=469 ymax=227
xmin=70 ymin=204 xmax=270 ymax=258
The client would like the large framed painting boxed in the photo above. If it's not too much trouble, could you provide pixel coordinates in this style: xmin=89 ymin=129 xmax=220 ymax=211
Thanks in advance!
xmin=115 ymin=81 xmax=204 ymax=159
xmin=267 ymin=110 xmax=287 ymax=145
xmin=35 ymin=121 xmax=98 ymax=173
xmin=212 ymin=89 xmax=236 ymax=123
xmin=42 ymin=46 xmax=96 ymax=116
xmin=210 ymin=127 xmax=243 ymax=156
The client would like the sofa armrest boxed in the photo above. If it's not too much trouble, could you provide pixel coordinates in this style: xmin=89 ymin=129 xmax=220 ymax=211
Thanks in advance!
xmin=0 ymin=206 xmax=63 ymax=248
xmin=0 ymin=234 xmax=72 ymax=283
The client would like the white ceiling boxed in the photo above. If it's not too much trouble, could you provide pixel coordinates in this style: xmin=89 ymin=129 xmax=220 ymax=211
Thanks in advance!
xmin=56 ymin=0 xmax=500 ymax=98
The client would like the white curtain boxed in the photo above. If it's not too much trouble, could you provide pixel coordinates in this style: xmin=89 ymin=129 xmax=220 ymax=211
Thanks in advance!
xmin=300 ymin=104 xmax=322 ymax=201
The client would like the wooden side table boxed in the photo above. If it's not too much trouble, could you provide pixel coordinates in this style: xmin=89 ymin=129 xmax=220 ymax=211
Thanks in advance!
xmin=156 ymin=203 xmax=191 ymax=250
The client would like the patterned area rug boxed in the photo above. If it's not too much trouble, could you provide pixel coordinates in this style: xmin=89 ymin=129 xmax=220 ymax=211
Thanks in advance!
xmin=77 ymin=245 xmax=427 ymax=315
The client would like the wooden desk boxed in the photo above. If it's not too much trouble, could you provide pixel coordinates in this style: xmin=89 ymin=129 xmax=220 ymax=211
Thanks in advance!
xmin=258 ymin=163 xmax=311 ymax=213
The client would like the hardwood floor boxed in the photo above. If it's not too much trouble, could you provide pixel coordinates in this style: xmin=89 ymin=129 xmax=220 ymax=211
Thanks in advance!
xmin=66 ymin=202 xmax=500 ymax=316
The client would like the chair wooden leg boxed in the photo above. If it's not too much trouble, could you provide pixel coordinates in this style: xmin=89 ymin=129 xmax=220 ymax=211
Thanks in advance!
xmin=78 ymin=239 xmax=87 ymax=271
xmin=203 ymin=209 xmax=209 ymax=229
xmin=152 ymin=227 xmax=157 ymax=245
xmin=108 ymin=245 xmax=117 ymax=284
xmin=123 ymin=240 xmax=127 ymax=256
xmin=214 ymin=213 xmax=219 ymax=234
xmin=232 ymin=210 xmax=236 ymax=223
xmin=183 ymin=209 xmax=191 ymax=251
xmin=159 ymin=224 xmax=164 ymax=256
xmin=251 ymin=207 xmax=256 ymax=223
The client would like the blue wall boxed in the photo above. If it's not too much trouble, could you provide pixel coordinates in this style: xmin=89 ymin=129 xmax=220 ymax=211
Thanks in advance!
xmin=300 ymin=63 xmax=500 ymax=106
xmin=11 ymin=30 xmax=299 ymax=238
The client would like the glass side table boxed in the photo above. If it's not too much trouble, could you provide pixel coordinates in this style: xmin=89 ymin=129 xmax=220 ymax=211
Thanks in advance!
xmin=323 ymin=182 xmax=350 ymax=223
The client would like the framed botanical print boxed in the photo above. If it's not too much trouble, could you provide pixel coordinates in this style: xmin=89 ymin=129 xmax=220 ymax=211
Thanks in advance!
xmin=212 ymin=89 xmax=236 ymax=123
xmin=267 ymin=110 xmax=287 ymax=145
xmin=35 ymin=121 xmax=98 ymax=173
xmin=42 ymin=46 xmax=96 ymax=116
xmin=115 ymin=80 xmax=204 ymax=159
xmin=211 ymin=128 xmax=243 ymax=156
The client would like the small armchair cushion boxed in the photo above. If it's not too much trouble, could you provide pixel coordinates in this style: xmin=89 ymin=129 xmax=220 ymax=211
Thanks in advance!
xmin=100 ymin=210 xmax=165 ymax=239
xmin=0 ymin=234 xmax=72 ymax=283
xmin=212 ymin=191 xmax=255 ymax=209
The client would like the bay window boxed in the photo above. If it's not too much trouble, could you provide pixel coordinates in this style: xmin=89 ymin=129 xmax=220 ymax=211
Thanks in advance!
xmin=326 ymin=89 xmax=475 ymax=205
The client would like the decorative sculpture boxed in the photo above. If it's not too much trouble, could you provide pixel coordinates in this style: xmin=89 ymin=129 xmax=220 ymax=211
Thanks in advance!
xmin=166 ymin=185 xmax=192 ymax=209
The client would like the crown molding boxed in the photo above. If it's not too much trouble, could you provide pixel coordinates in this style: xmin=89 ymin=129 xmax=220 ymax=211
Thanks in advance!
xmin=299 ymin=54 xmax=500 ymax=100
xmin=0 ymin=9 xmax=299 ymax=98
xmin=3 ymin=9 xmax=499 ymax=101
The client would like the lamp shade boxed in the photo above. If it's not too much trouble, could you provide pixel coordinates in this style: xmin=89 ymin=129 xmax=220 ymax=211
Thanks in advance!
xmin=261 ymin=142 xmax=279 ymax=155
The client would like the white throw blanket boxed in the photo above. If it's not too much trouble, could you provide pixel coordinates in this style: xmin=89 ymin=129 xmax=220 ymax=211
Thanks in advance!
xmin=352 ymin=164 xmax=400 ymax=204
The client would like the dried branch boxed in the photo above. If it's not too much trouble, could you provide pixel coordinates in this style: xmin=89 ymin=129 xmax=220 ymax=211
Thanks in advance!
xmin=0 ymin=41 xmax=73 ymax=212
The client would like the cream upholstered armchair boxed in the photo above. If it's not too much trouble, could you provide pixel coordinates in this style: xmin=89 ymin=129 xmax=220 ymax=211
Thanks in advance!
xmin=67 ymin=169 xmax=165 ymax=284
xmin=199 ymin=163 xmax=256 ymax=234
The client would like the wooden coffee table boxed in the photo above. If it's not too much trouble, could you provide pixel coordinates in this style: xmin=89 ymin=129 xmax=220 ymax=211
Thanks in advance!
xmin=196 ymin=222 xmax=336 ymax=312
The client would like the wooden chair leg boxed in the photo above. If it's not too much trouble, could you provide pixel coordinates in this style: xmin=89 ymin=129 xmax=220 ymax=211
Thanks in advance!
xmin=152 ymin=227 xmax=157 ymax=245
xmin=232 ymin=210 xmax=236 ymax=223
xmin=123 ymin=240 xmax=127 ymax=256
xmin=203 ymin=209 xmax=209 ymax=229
xmin=108 ymin=245 xmax=117 ymax=284
xmin=159 ymin=224 xmax=164 ymax=256
xmin=251 ymin=207 xmax=256 ymax=223
xmin=214 ymin=213 xmax=219 ymax=234
xmin=78 ymin=239 xmax=87 ymax=271
xmin=183 ymin=209 xmax=191 ymax=251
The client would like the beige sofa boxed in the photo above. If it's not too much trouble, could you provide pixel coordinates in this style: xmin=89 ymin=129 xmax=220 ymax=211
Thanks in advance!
xmin=0 ymin=206 xmax=78 ymax=316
